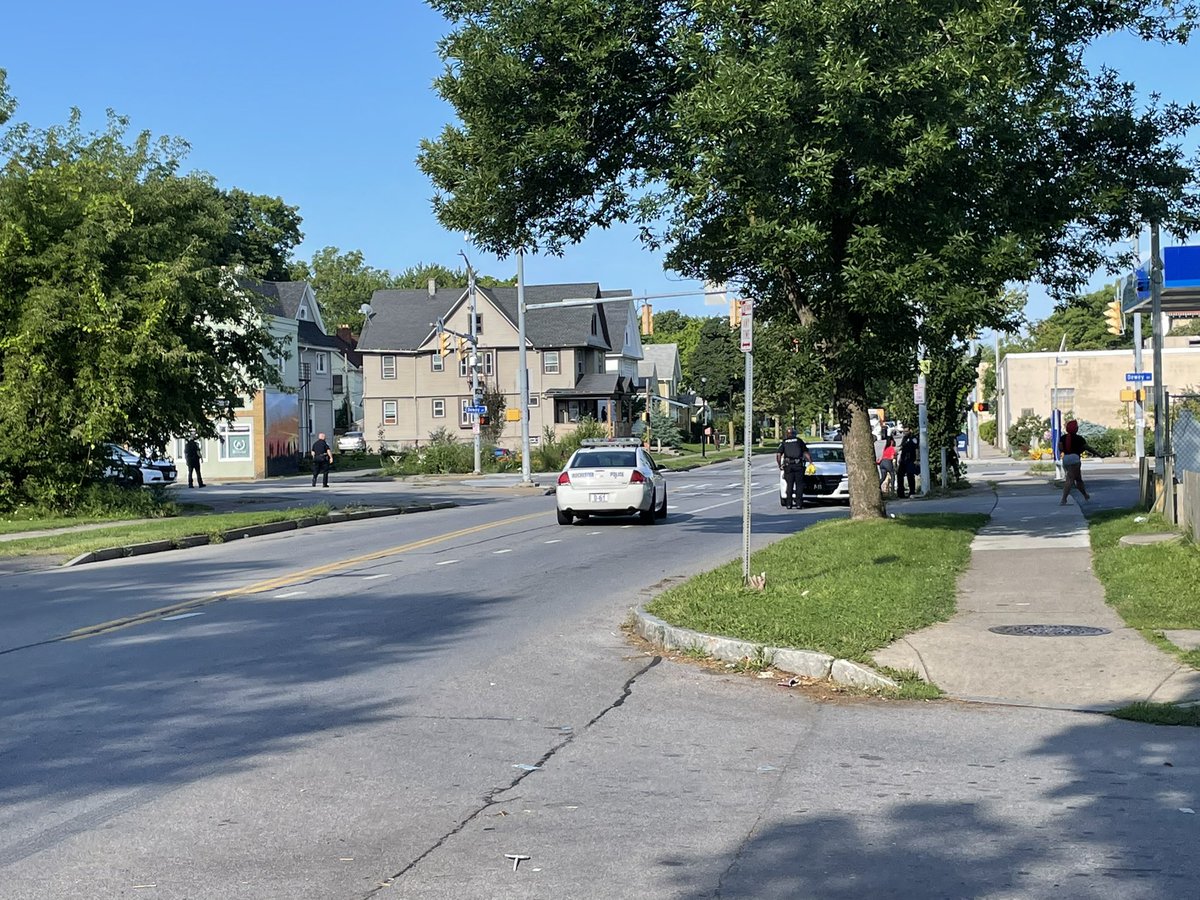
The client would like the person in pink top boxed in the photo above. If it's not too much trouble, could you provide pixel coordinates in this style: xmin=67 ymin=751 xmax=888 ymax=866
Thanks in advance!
xmin=877 ymin=435 xmax=897 ymax=495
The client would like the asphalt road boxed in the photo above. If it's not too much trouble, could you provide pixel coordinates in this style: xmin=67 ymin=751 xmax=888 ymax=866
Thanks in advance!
xmin=2 ymin=460 xmax=1196 ymax=899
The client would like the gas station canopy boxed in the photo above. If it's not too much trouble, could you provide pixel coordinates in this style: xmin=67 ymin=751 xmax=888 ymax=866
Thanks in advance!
xmin=1121 ymin=245 xmax=1200 ymax=316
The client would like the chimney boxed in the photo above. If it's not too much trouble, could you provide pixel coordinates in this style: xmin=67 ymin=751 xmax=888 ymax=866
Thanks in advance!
xmin=428 ymin=278 xmax=437 ymax=298
xmin=640 ymin=303 xmax=654 ymax=336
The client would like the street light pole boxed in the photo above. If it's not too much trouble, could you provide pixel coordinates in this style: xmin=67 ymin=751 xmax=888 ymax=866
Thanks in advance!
xmin=459 ymin=251 xmax=483 ymax=475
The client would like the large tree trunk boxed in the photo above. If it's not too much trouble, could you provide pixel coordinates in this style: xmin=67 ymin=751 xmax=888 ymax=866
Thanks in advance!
xmin=839 ymin=380 xmax=886 ymax=520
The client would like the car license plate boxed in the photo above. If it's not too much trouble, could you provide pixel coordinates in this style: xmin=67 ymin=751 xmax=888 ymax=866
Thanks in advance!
xmin=589 ymin=492 xmax=609 ymax=502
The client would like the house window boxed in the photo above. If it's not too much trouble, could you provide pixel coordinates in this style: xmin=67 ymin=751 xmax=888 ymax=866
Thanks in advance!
xmin=431 ymin=353 xmax=444 ymax=372
xmin=1021 ymin=408 xmax=1035 ymax=417
xmin=460 ymin=399 xmax=472 ymax=427
xmin=316 ymin=352 xmax=327 ymax=374
xmin=217 ymin=422 xmax=252 ymax=461
xmin=460 ymin=350 xmax=493 ymax=377
xmin=277 ymin=353 xmax=286 ymax=374
xmin=382 ymin=355 xmax=396 ymax=379
xmin=332 ymin=374 xmax=344 ymax=394
xmin=474 ymin=313 xmax=483 ymax=334
xmin=528 ymin=394 xmax=539 ymax=407
xmin=591 ymin=312 xmax=598 ymax=335
xmin=543 ymin=351 xmax=560 ymax=375
xmin=577 ymin=357 xmax=585 ymax=377
xmin=432 ymin=398 xmax=446 ymax=418
xmin=308 ymin=403 xmax=316 ymax=435
xmin=383 ymin=400 xmax=398 ymax=426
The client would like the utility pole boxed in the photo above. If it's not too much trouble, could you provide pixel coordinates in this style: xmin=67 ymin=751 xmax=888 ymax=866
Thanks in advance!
xmin=1130 ymin=235 xmax=1146 ymax=460
xmin=516 ymin=250 xmax=532 ymax=484
xmin=1150 ymin=221 xmax=1165 ymax=478
xmin=460 ymin=252 xmax=483 ymax=475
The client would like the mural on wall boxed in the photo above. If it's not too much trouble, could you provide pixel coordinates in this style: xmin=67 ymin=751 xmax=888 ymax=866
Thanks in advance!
xmin=265 ymin=391 xmax=300 ymax=476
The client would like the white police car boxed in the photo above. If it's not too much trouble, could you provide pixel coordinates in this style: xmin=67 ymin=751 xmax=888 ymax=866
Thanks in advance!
xmin=555 ymin=439 xmax=667 ymax=525
xmin=778 ymin=441 xmax=849 ymax=505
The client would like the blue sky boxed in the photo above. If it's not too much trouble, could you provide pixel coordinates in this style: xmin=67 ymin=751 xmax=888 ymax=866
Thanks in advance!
xmin=2 ymin=1 xmax=1197 ymax=324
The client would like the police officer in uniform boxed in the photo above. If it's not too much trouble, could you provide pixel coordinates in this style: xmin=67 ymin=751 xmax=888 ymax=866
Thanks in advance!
xmin=310 ymin=432 xmax=333 ymax=487
xmin=776 ymin=427 xmax=812 ymax=509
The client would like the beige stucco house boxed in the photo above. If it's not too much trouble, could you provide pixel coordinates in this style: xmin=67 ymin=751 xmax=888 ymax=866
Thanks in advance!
xmin=996 ymin=337 xmax=1200 ymax=449
xmin=358 ymin=282 xmax=644 ymax=451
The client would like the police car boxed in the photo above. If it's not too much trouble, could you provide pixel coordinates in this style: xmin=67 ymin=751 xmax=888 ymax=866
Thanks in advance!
xmin=778 ymin=441 xmax=849 ymax=505
xmin=555 ymin=438 xmax=667 ymax=525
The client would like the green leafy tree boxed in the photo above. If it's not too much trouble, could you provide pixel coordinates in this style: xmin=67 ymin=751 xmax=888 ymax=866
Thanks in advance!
xmin=393 ymin=262 xmax=515 ymax=289
xmin=221 ymin=188 xmax=303 ymax=281
xmin=753 ymin=319 xmax=834 ymax=434
xmin=0 ymin=112 xmax=289 ymax=509
xmin=688 ymin=317 xmax=743 ymax=412
xmin=1014 ymin=286 xmax=1133 ymax=352
xmin=647 ymin=405 xmax=682 ymax=449
xmin=290 ymin=246 xmax=398 ymax=328
xmin=481 ymin=381 xmax=507 ymax=445
xmin=419 ymin=0 xmax=1200 ymax=519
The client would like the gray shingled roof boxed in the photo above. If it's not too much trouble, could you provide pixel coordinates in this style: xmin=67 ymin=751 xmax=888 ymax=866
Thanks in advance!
xmin=238 ymin=278 xmax=310 ymax=319
xmin=640 ymin=343 xmax=680 ymax=379
xmin=359 ymin=283 xmax=631 ymax=352
xmin=297 ymin=319 xmax=340 ymax=350
xmin=544 ymin=373 xmax=635 ymax=397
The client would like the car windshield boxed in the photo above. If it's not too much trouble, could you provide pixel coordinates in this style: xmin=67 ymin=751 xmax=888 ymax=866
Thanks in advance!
xmin=571 ymin=451 xmax=638 ymax=469
xmin=344 ymin=432 xmax=362 ymax=438
xmin=810 ymin=447 xmax=845 ymax=463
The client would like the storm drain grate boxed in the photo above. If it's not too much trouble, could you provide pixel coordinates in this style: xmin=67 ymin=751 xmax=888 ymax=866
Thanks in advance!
xmin=988 ymin=624 xmax=1111 ymax=637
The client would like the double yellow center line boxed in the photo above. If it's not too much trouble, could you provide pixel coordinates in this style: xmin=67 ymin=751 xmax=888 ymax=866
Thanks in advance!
xmin=64 ymin=511 xmax=546 ymax=642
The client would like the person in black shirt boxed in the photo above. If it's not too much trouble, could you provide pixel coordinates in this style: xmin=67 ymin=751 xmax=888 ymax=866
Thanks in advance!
xmin=775 ymin=428 xmax=812 ymax=509
xmin=311 ymin=432 xmax=333 ymax=487
xmin=1058 ymin=419 xmax=1091 ymax=505
xmin=184 ymin=436 xmax=205 ymax=488
xmin=897 ymin=433 xmax=918 ymax=498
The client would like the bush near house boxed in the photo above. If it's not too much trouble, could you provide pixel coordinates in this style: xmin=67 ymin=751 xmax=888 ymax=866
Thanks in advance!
xmin=979 ymin=419 xmax=997 ymax=444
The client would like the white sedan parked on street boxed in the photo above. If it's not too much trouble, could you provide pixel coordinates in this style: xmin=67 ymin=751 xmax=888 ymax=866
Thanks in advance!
xmin=555 ymin=439 xmax=667 ymax=525
xmin=778 ymin=441 xmax=850 ymax=505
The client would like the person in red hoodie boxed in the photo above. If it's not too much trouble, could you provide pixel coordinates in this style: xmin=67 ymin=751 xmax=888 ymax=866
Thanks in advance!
xmin=877 ymin=435 xmax=897 ymax=495
xmin=1058 ymin=420 xmax=1092 ymax=505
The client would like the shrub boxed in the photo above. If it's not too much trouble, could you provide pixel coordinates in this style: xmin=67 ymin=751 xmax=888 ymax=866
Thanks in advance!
xmin=419 ymin=427 xmax=474 ymax=473
xmin=979 ymin=419 xmax=997 ymax=444
xmin=1007 ymin=413 xmax=1048 ymax=457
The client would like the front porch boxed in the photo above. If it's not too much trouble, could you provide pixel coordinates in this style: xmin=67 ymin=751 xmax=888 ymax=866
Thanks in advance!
xmin=545 ymin=374 xmax=637 ymax=439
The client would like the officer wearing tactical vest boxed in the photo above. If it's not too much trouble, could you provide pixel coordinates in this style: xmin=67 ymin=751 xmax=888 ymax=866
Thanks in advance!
xmin=776 ymin=428 xmax=812 ymax=509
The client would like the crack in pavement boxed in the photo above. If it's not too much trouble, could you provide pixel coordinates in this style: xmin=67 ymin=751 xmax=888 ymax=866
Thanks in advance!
xmin=360 ymin=654 xmax=663 ymax=897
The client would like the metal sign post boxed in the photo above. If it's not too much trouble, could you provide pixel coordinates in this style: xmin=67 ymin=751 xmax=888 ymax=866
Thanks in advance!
xmin=740 ymin=299 xmax=754 ymax=585
xmin=917 ymin=355 xmax=930 ymax=496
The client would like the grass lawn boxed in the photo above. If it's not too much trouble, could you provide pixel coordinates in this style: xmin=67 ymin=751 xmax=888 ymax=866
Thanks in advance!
xmin=0 ymin=513 xmax=146 ymax=536
xmin=646 ymin=512 xmax=988 ymax=662
xmin=1087 ymin=508 xmax=1200 ymax=669
xmin=653 ymin=444 xmax=775 ymax=469
xmin=0 ymin=505 xmax=332 ymax=560
xmin=1110 ymin=701 xmax=1200 ymax=727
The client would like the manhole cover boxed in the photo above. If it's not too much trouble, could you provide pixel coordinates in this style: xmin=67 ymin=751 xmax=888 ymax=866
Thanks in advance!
xmin=988 ymin=624 xmax=1111 ymax=637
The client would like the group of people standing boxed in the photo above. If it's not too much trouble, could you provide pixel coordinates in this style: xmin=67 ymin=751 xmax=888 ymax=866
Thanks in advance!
xmin=178 ymin=433 xmax=336 ymax=488
xmin=876 ymin=431 xmax=920 ymax=498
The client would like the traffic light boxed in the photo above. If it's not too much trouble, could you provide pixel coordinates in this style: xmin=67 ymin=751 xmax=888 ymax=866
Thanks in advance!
xmin=478 ymin=413 xmax=489 ymax=426
xmin=973 ymin=402 xmax=989 ymax=413
xmin=438 ymin=331 xmax=450 ymax=357
xmin=729 ymin=299 xmax=741 ymax=329
xmin=1104 ymin=298 xmax=1124 ymax=335
xmin=457 ymin=336 xmax=468 ymax=356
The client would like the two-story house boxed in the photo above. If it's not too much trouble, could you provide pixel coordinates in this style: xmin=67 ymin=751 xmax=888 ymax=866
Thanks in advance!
xmin=637 ymin=343 xmax=689 ymax=427
xmin=172 ymin=279 xmax=343 ymax=479
xmin=358 ymin=282 xmax=643 ymax=450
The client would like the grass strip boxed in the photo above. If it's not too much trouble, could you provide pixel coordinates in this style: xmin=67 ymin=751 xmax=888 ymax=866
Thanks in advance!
xmin=1110 ymin=702 xmax=1200 ymax=727
xmin=646 ymin=512 xmax=987 ymax=663
xmin=1087 ymin=507 xmax=1200 ymax=669
xmin=0 ymin=505 xmax=334 ymax=559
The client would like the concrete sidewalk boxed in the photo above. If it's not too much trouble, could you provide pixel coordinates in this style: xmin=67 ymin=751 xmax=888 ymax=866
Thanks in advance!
xmin=875 ymin=479 xmax=1200 ymax=710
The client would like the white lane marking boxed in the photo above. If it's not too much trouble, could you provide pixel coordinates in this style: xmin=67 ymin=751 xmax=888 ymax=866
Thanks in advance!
xmin=493 ymin=548 xmax=513 ymax=554
xmin=544 ymin=539 xmax=562 ymax=544
xmin=725 ymin=483 xmax=740 ymax=488
xmin=588 ymin=531 xmax=601 ymax=535
xmin=436 ymin=559 xmax=459 ymax=566
xmin=689 ymin=487 xmax=779 ymax=514
xmin=162 ymin=612 xmax=204 ymax=622
xmin=273 ymin=591 xmax=305 ymax=598
xmin=362 ymin=574 xmax=388 ymax=580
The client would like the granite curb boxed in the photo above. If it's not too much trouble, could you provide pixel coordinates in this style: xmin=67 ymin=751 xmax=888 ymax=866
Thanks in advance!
xmin=63 ymin=502 xmax=457 ymax=567
xmin=631 ymin=606 xmax=898 ymax=692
